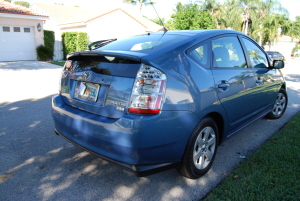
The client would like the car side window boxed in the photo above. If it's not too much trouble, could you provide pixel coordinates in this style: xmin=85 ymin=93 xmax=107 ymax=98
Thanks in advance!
xmin=188 ymin=40 xmax=210 ymax=68
xmin=242 ymin=38 xmax=269 ymax=68
xmin=212 ymin=36 xmax=247 ymax=68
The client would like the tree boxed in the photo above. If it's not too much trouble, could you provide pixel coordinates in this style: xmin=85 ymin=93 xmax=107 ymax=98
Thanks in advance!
xmin=174 ymin=2 xmax=183 ymax=13
xmin=14 ymin=1 xmax=30 ymax=8
xmin=260 ymin=14 xmax=289 ymax=47
xmin=218 ymin=0 xmax=243 ymax=31
xmin=251 ymin=0 xmax=288 ymax=43
xmin=3 ymin=0 xmax=12 ymax=2
xmin=239 ymin=0 xmax=260 ymax=35
xmin=282 ymin=16 xmax=300 ymax=40
xmin=123 ymin=0 xmax=153 ymax=14
xmin=199 ymin=0 xmax=221 ymax=16
xmin=208 ymin=0 xmax=288 ymax=43
xmin=198 ymin=0 xmax=221 ymax=28
xmin=170 ymin=3 xmax=216 ymax=30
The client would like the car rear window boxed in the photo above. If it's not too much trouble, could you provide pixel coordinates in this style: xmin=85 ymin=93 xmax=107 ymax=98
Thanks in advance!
xmin=64 ymin=56 xmax=141 ymax=78
xmin=96 ymin=33 xmax=190 ymax=53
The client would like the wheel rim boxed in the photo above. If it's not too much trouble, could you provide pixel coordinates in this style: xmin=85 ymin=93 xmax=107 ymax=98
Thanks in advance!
xmin=193 ymin=126 xmax=216 ymax=170
xmin=272 ymin=92 xmax=286 ymax=117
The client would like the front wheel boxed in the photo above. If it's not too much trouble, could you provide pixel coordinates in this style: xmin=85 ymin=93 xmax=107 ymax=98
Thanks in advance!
xmin=178 ymin=117 xmax=218 ymax=179
xmin=266 ymin=88 xmax=288 ymax=119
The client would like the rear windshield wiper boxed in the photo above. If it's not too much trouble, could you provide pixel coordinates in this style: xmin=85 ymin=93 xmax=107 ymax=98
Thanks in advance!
xmin=88 ymin=39 xmax=117 ymax=51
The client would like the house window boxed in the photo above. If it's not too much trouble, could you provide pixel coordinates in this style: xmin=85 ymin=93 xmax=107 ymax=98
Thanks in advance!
xmin=3 ymin=26 xmax=10 ymax=32
xmin=24 ymin=28 xmax=30 ymax=33
xmin=14 ymin=27 xmax=21 ymax=32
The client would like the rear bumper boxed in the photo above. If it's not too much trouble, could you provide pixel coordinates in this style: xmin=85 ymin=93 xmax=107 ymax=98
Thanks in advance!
xmin=52 ymin=94 xmax=199 ymax=176
xmin=54 ymin=129 xmax=180 ymax=176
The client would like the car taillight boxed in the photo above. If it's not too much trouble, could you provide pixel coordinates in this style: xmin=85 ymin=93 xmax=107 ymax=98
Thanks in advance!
xmin=58 ymin=61 xmax=69 ymax=95
xmin=129 ymin=64 xmax=166 ymax=114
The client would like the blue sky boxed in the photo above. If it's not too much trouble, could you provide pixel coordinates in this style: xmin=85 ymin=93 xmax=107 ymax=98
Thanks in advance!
xmin=22 ymin=0 xmax=299 ymax=21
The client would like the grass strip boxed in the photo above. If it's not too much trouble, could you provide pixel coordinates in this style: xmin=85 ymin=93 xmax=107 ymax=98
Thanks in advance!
xmin=50 ymin=61 xmax=65 ymax=66
xmin=204 ymin=112 xmax=300 ymax=201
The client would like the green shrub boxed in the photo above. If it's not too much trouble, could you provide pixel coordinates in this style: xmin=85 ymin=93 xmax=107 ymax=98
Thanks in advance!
xmin=36 ymin=45 xmax=52 ymax=61
xmin=44 ymin=30 xmax=55 ymax=59
xmin=62 ymin=32 xmax=88 ymax=59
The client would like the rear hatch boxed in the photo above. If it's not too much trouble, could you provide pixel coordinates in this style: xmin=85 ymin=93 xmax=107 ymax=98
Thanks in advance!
xmin=59 ymin=32 xmax=189 ymax=118
xmin=60 ymin=51 xmax=144 ymax=119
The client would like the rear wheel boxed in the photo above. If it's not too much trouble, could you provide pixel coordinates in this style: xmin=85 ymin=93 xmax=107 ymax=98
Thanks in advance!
xmin=178 ymin=117 xmax=218 ymax=179
xmin=266 ymin=88 xmax=287 ymax=119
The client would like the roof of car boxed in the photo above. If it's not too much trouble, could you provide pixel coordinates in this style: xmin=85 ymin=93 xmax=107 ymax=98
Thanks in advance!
xmin=162 ymin=29 xmax=243 ymax=36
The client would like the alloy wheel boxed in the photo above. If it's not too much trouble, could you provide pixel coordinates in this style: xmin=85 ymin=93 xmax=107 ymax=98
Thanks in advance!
xmin=193 ymin=126 xmax=216 ymax=170
xmin=272 ymin=92 xmax=286 ymax=117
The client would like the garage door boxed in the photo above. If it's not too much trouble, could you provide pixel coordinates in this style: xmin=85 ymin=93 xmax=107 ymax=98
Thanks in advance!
xmin=0 ymin=25 xmax=36 ymax=61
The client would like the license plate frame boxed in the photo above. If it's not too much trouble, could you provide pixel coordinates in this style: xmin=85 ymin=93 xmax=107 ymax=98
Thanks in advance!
xmin=75 ymin=81 xmax=100 ymax=102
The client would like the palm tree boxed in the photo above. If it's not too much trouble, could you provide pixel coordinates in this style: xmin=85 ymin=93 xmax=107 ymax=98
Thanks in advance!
xmin=253 ymin=0 xmax=288 ymax=44
xmin=261 ymin=14 xmax=289 ymax=48
xmin=282 ymin=17 xmax=300 ymax=40
xmin=239 ymin=0 xmax=261 ymax=35
xmin=199 ymin=0 xmax=220 ymax=16
xmin=123 ymin=0 xmax=154 ymax=14
xmin=198 ymin=0 xmax=222 ymax=28
xmin=219 ymin=0 xmax=244 ymax=31
xmin=175 ymin=2 xmax=183 ymax=13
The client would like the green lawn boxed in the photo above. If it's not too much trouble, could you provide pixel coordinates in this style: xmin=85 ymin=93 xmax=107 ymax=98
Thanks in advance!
xmin=50 ymin=61 xmax=65 ymax=66
xmin=204 ymin=113 xmax=300 ymax=201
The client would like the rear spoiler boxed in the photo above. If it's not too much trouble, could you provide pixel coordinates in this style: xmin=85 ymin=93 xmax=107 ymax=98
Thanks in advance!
xmin=88 ymin=39 xmax=117 ymax=51
xmin=67 ymin=50 xmax=147 ymax=62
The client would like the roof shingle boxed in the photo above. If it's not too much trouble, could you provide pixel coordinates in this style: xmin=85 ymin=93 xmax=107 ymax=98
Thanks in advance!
xmin=0 ymin=1 xmax=48 ymax=17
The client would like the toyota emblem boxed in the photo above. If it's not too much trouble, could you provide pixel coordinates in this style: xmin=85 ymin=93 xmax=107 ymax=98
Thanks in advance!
xmin=82 ymin=71 xmax=91 ymax=81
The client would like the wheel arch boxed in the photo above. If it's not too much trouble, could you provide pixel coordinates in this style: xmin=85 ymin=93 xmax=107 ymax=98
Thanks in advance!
xmin=205 ymin=112 xmax=225 ymax=145
xmin=279 ymin=84 xmax=288 ymax=103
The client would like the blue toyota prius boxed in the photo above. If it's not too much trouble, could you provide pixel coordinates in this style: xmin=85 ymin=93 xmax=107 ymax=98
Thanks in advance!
xmin=52 ymin=30 xmax=287 ymax=179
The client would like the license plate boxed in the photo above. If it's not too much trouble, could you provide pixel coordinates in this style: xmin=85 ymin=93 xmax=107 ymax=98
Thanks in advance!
xmin=75 ymin=82 xmax=100 ymax=102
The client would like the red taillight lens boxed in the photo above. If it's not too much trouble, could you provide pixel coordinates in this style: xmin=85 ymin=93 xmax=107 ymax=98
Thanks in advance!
xmin=128 ymin=108 xmax=161 ymax=114
xmin=58 ymin=61 xmax=69 ymax=95
xmin=129 ymin=64 xmax=166 ymax=114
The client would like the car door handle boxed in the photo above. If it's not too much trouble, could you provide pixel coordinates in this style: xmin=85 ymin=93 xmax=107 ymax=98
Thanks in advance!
xmin=218 ymin=83 xmax=230 ymax=88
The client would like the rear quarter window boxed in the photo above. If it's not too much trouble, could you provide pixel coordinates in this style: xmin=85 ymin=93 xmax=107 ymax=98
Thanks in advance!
xmin=187 ymin=40 xmax=210 ymax=68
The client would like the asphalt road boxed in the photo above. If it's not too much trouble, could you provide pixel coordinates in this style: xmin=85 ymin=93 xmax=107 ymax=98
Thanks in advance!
xmin=0 ymin=60 xmax=299 ymax=201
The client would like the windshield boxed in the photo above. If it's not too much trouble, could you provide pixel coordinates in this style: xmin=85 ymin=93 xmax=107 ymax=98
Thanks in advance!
xmin=96 ymin=33 xmax=190 ymax=53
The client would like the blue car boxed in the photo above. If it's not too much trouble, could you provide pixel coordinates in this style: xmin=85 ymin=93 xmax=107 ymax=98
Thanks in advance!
xmin=52 ymin=30 xmax=287 ymax=179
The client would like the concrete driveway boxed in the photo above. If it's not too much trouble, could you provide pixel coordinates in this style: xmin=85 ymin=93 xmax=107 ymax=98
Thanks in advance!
xmin=0 ymin=60 xmax=299 ymax=201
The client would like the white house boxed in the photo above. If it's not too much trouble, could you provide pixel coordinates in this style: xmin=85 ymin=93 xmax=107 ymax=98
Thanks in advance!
xmin=31 ymin=3 xmax=163 ymax=61
xmin=0 ymin=1 xmax=48 ymax=61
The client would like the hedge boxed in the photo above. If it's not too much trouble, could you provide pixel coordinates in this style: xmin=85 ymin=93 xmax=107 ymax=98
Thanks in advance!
xmin=62 ymin=32 xmax=88 ymax=59
xmin=36 ymin=45 xmax=52 ymax=61
xmin=44 ymin=30 xmax=55 ymax=59
xmin=36 ymin=30 xmax=55 ymax=61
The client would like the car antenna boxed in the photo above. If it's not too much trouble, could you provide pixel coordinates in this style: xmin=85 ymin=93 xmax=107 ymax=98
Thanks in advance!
xmin=150 ymin=0 xmax=167 ymax=32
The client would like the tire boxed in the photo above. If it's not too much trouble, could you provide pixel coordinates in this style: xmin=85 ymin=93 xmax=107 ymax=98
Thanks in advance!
xmin=178 ymin=117 xmax=219 ymax=179
xmin=266 ymin=88 xmax=288 ymax=119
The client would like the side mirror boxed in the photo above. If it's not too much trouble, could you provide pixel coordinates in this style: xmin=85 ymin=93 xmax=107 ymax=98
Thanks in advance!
xmin=272 ymin=60 xmax=284 ymax=69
